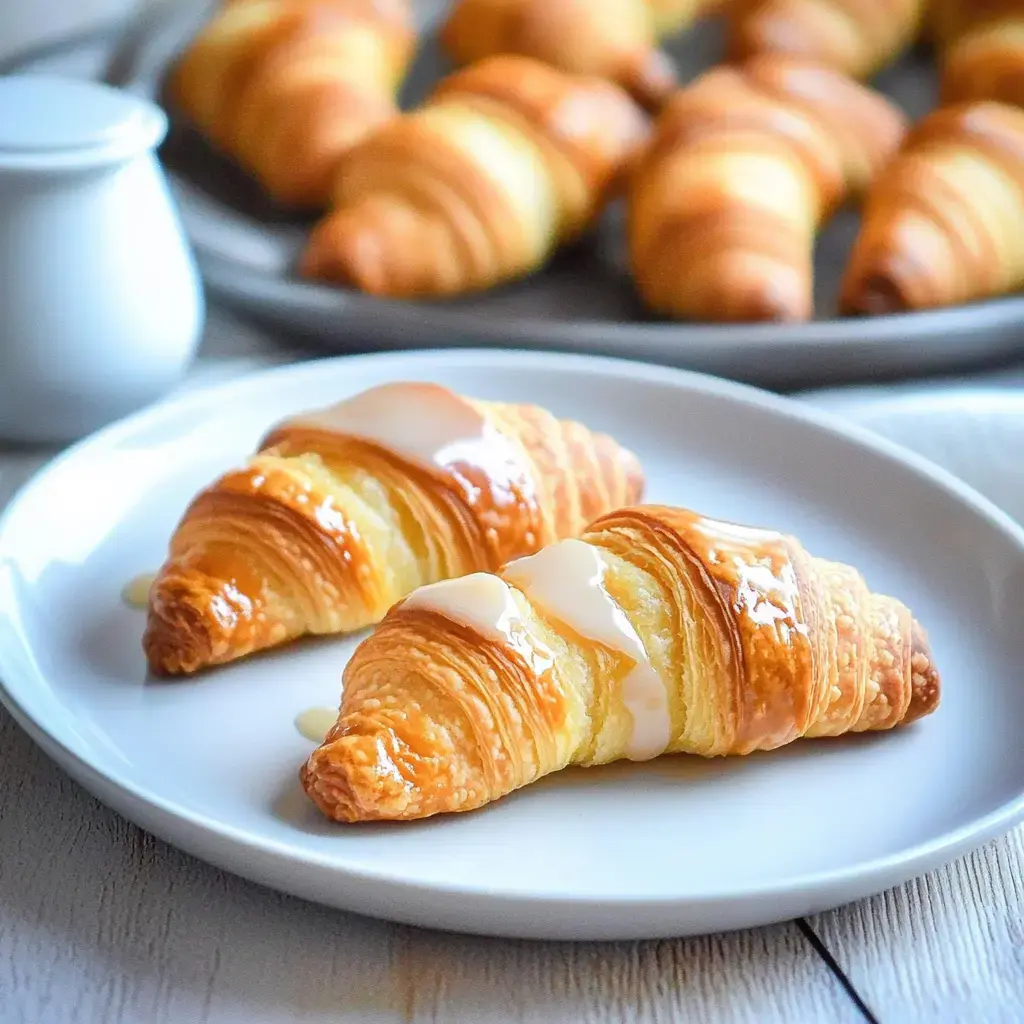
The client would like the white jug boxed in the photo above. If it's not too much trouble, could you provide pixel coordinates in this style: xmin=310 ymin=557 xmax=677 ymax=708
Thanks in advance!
xmin=0 ymin=74 xmax=204 ymax=443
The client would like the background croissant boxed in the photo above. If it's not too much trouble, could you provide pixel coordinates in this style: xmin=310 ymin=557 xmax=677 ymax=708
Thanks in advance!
xmin=439 ymin=0 xmax=707 ymax=111
xmin=299 ymin=54 xmax=650 ymax=298
xmin=301 ymin=504 xmax=940 ymax=823
xmin=933 ymin=0 xmax=1024 ymax=109
xmin=169 ymin=0 xmax=416 ymax=208
xmin=627 ymin=55 xmax=907 ymax=322
xmin=725 ymin=0 xmax=927 ymax=80
xmin=840 ymin=101 xmax=1024 ymax=315
xmin=143 ymin=382 xmax=643 ymax=676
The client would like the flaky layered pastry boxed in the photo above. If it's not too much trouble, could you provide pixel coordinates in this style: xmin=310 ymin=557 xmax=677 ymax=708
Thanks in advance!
xmin=841 ymin=101 xmax=1024 ymax=314
xmin=143 ymin=382 xmax=643 ymax=676
xmin=169 ymin=0 xmax=416 ymax=208
xmin=933 ymin=0 xmax=1024 ymax=109
xmin=301 ymin=504 xmax=940 ymax=823
xmin=439 ymin=0 xmax=711 ymax=111
xmin=627 ymin=55 xmax=907 ymax=322
xmin=298 ymin=54 xmax=650 ymax=298
xmin=725 ymin=0 xmax=927 ymax=80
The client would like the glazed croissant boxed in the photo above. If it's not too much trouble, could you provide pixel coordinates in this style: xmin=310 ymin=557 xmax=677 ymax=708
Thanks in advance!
xmin=439 ymin=0 xmax=705 ymax=110
xmin=627 ymin=55 xmax=907 ymax=322
xmin=169 ymin=0 xmax=416 ymax=208
xmin=840 ymin=101 xmax=1024 ymax=314
xmin=933 ymin=0 xmax=1024 ymax=109
xmin=299 ymin=54 xmax=650 ymax=298
xmin=143 ymin=382 xmax=644 ymax=676
xmin=301 ymin=504 xmax=940 ymax=823
xmin=725 ymin=0 xmax=927 ymax=79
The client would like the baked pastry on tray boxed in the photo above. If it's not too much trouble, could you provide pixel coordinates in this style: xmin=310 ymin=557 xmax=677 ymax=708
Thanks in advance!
xmin=143 ymin=382 xmax=644 ymax=676
xmin=299 ymin=54 xmax=650 ymax=298
xmin=301 ymin=503 xmax=940 ymax=823
xmin=933 ymin=0 xmax=1024 ymax=109
xmin=627 ymin=55 xmax=907 ymax=322
xmin=169 ymin=0 xmax=417 ymax=208
xmin=725 ymin=0 xmax=927 ymax=80
xmin=841 ymin=100 xmax=1024 ymax=314
xmin=439 ymin=0 xmax=712 ymax=110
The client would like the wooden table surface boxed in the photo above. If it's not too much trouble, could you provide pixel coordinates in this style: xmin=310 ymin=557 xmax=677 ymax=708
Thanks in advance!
xmin=2 ymin=307 xmax=1023 ymax=1024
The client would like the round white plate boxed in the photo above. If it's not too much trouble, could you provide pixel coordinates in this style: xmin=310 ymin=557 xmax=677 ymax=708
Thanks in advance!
xmin=802 ymin=388 xmax=1024 ymax=526
xmin=2 ymin=350 xmax=1024 ymax=942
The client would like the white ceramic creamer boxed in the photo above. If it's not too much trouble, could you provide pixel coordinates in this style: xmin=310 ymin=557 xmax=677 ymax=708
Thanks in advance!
xmin=0 ymin=74 xmax=204 ymax=443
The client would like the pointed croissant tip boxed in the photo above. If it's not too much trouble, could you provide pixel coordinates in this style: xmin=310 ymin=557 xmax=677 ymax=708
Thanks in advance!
xmin=300 ymin=209 xmax=379 ymax=293
xmin=619 ymin=48 xmax=679 ymax=112
xmin=904 ymin=620 xmax=941 ymax=725
xmin=301 ymin=732 xmax=427 ymax=823
xmin=142 ymin=580 xmax=219 ymax=677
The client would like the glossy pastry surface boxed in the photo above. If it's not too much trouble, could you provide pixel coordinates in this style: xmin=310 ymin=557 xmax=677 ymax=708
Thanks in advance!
xmin=301 ymin=503 xmax=940 ymax=823
xmin=169 ymin=0 xmax=416 ymax=208
xmin=627 ymin=55 xmax=907 ymax=322
xmin=841 ymin=100 xmax=1024 ymax=314
xmin=299 ymin=54 xmax=650 ymax=298
xmin=143 ymin=381 xmax=644 ymax=675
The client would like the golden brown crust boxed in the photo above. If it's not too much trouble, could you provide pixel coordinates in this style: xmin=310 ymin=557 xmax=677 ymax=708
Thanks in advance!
xmin=169 ymin=0 xmax=415 ymax=208
xmin=935 ymin=0 xmax=1024 ymax=108
xmin=627 ymin=55 xmax=906 ymax=322
xmin=438 ymin=0 xmax=705 ymax=111
xmin=143 ymin=384 xmax=644 ymax=676
xmin=725 ymin=0 xmax=926 ymax=80
xmin=300 ymin=502 xmax=941 ymax=823
xmin=299 ymin=54 xmax=649 ymax=298
xmin=840 ymin=101 xmax=1024 ymax=314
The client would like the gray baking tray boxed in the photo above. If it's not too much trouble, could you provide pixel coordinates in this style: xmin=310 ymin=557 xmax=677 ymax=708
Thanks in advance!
xmin=17 ymin=0 xmax=1024 ymax=389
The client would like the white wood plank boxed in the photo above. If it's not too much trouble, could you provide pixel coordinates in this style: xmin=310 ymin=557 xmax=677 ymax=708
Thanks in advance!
xmin=0 ymin=709 xmax=857 ymax=1024
xmin=808 ymin=831 xmax=1024 ymax=1023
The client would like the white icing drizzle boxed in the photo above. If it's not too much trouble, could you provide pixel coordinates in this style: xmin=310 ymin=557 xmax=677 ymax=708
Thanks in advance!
xmin=401 ymin=573 xmax=552 ymax=676
xmin=503 ymin=539 xmax=670 ymax=761
xmin=282 ymin=381 xmax=497 ymax=472
xmin=294 ymin=706 xmax=337 ymax=743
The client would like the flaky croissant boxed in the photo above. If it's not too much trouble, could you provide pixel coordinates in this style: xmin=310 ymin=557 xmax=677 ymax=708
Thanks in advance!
xmin=143 ymin=382 xmax=644 ymax=676
xmin=168 ymin=0 xmax=416 ymax=208
xmin=299 ymin=54 xmax=650 ymax=298
xmin=301 ymin=504 xmax=940 ymax=823
xmin=299 ymin=54 xmax=649 ymax=297
xmin=627 ymin=55 xmax=907 ymax=322
xmin=840 ymin=101 xmax=1024 ymax=314
xmin=725 ymin=0 xmax=927 ymax=79
xmin=439 ymin=0 xmax=706 ymax=110
xmin=932 ymin=0 xmax=1024 ymax=109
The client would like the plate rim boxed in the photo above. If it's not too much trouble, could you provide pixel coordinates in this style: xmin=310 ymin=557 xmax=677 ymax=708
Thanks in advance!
xmin=4 ymin=347 xmax=1024 ymax=936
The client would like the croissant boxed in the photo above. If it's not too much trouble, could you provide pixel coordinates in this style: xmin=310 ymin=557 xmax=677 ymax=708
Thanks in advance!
xmin=724 ymin=0 xmax=927 ymax=79
xmin=627 ymin=55 xmax=907 ymax=322
xmin=298 ymin=54 xmax=650 ymax=298
xmin=143 ymin=382 xmax=644 ymax=676
xmin=933 ymin=0 xmax=1024 ymax=109
xmin=301 ymin=503 xmax=940 ymax=823
xmin=840 ymin=101 xmax=1024 ymax=314
xmin=438 ymin=0 xmax=705 ymax=110
xmin=168 ymin=0 xmax=416 ymax=208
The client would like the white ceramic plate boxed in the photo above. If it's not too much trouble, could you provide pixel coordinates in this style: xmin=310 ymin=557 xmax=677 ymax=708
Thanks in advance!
xmin=802 ymin=388 xmax=1024 ymax=526
xmin=2 ymin=350 xmax=1024 ymax=942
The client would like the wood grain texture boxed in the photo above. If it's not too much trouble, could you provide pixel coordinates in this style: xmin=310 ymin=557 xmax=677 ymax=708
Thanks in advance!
xmin=808 ymin=830 xmax=1024 ymax=1023
xmin=3 ymin=306 xmax=1024 ymax=1022
xmin=0 ymin=708 xmax=860 ymax=1024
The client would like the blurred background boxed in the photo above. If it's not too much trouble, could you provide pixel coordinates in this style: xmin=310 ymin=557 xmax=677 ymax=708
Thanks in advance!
xmin=0 ymin=0 xmax=138 ymax=60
